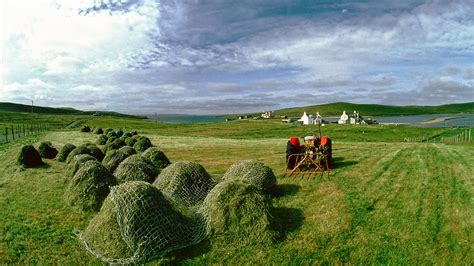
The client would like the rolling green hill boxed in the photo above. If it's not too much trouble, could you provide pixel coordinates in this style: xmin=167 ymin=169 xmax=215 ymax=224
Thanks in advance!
xmin=273 ymin=102 xmax=474 ymax=117
xmin=0 ymin=102 xmax=147 ymax=119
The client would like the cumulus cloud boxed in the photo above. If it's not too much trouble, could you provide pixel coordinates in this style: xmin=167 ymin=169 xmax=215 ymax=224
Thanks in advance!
xmin=0 ymin=0 xmax=473 ymax=114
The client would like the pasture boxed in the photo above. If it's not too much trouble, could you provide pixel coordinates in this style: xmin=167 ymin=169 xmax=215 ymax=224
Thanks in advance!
xmin=0 ymin=116 xmax=473 ymax=264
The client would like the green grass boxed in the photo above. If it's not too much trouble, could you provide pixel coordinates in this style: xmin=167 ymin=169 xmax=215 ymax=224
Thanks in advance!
xmin=0 ymin=116 xmax=473 ymax=264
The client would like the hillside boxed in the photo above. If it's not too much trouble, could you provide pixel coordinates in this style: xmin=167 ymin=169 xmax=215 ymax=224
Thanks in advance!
xmin=273 ymin=102 xmax=474 ymax=117
xmin=0 ymin=102 xmax=147 ymax=119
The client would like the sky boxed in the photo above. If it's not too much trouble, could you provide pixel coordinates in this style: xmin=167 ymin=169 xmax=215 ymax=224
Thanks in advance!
xmin=0 ymin=0 xmax=473 ymax=115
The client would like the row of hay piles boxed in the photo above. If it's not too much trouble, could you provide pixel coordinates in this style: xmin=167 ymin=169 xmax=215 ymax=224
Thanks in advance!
xmin=80 ymin=181 xmax=205 ymax=263
xmin=66 ymin=144 xmax=104 ymax=163
xmin=57 ymin=143 xmax=76 ymax=162
xmin=114 ymin=155 xmax=158 ymax=183
xmin=154 ymin=161 xmax=214 ymax=208
xmin=38 ymin=141 xmax=58 ymax=159
xmin=64 ymin=160 xmax=117 ymax=212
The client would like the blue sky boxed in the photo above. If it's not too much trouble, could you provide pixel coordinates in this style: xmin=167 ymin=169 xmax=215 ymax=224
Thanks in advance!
xmin=0 ymin=0 xmax=473 ymax=114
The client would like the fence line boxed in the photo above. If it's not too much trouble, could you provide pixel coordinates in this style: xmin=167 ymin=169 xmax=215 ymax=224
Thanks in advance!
xmin=405 ymin=128 xmax=472 ymax=144
xmin=440 ymin=128 xmax=472 ymax=144
xmin=0 ymin=123 xmax=52 ymax=144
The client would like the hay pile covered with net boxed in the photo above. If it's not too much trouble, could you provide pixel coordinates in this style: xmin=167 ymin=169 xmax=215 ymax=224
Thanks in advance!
xmin=133 ymin=136 xmax=152 ymax=152
xmin=64 ymin=160 xmax=117 ymax=212
xmin=38 ymin=141 xmax=58 ymax=159
xmin=103 ymin=138 xmax=126 ymax=153
xmin=199 ymin=178 xmax=275 ymax=245
xmin=94 ymin=128 xmax=103 ymax=134
xmin=66 ymin=144 xmax=104 ymax=163
xmin=97 ymin=135 xmax=108 ymax=145
xmin=154 ymin=161 xmax=214 ymax=208
xmin=17 ymin=145 xmax=43 ymax=168
xmin=142 ymin=147 xmax=171 ymax=170
xmin=222 ymin=160 xmax=277 ymax=193
xmin=80 ymin=181 xmax=206 ymax=264
xmin=124 ymin=137 xmax=137 ymax=147
xmin=102 ymin=149 xmax=132 ymax=173
xmin=57 ymin=143 xmax=76 ymax=162
xmin=114 ymin=155 xmax=158 ymax=183
xmin=66 ymin=154 xmax=98 ymax=177
xmin=119 ymin=146 xmax=136 ymax=156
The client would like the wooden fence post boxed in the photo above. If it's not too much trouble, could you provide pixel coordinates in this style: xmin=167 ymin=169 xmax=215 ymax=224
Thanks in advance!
xmin=11 ymin=126 xmax=14 ymax=140
xmin=5 ymin=127 xmax=8 ymax=143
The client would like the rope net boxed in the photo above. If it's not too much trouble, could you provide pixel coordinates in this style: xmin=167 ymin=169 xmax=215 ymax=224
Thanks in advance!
xmin=79 ymin=181 xmax=206 ymax=264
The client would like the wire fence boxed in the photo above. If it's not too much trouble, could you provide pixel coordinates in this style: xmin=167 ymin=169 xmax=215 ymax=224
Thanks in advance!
xmin=0 ymin=124 xmax=52 ymax=144
xmin=404 ymin=128 xmax=472 ymax=144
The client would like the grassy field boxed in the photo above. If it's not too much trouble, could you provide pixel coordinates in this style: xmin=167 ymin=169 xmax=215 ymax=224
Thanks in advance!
xmin=0 ymin=116 xmax=473 ymax=264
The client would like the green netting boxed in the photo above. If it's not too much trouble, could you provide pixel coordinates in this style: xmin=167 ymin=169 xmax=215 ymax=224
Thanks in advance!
xmin=97 ymin=135 xmax=108 ymax=145
xmin=66 ymin=144 xmax=104 ymax=163
xmin=119 ymin=146 xmax=136 ymax=156
xmin=64 ymin=160 xmax=117 ymax=212
xmin=222 ymin=160 xmax=277 ymax=192
xmin=198 ymin=178 xmax=275 ymax=245
xmin=142 ymin=147 xmax=171 ymax=170
xmin=114 ymin=154 xmax=158 ymax=183
xmin=79 ymin=181 xmax=206 ymax=264
xmin=102 ymin=150 xmax=131 ymax=173
xmin=133 ymin=137 xmax=152 ymax=152
xmin=66 ymin=154 xmax=98 ymax=178
xmin=103 ymin=138 xmax=126 ymax=153
xmin=153 ymin=161 xmax=215 ymax=208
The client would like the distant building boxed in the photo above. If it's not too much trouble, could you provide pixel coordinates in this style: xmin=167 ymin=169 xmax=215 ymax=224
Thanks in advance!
xmin=261 ymin=111 xmax=274 ymax=119
xmin=338 ymin=111 xmax=349 ymax=124
xmin=298 ymin=112 xmax=314 ymax=125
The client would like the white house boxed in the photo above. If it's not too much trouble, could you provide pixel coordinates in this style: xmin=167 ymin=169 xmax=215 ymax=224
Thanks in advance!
xmin=338 ymin=111 xmax=349 ymax=124
xmin=298 ymin=112 xmax=314 ymax=125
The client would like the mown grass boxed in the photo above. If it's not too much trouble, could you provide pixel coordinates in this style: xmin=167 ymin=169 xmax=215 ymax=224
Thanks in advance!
xmin=1 ymin=124 xmax=472 ymax=264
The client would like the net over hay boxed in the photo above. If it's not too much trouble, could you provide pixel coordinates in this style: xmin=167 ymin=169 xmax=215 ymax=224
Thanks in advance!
xmin=119 ymin=146 xmax=136 ymax=156
xmin=142 ymin=147 xmax=171 ymax=170
xmin=17 ymin=145 xmax=43 ymax=168
xmin=222 ymin=160 xmax=277 ymax=192
xmin=57 ymin=143 xmax=76 ymax=162
xmin=154 ymin=161 xmax=215 ymax=208
xmin=66 ymin=144 xmax=104 ymax=163
xmin=79 ymin=181 xmax=206 ymax=264
xmin=64 ymin=160 xmax=117 ymax=212
xmin=103 ymin=138 xmax=126 ymax=153
xmin=66 ymin=154 xmax=98 ymax=178
xmin=97 ymin=135 xmax=108 ymax=145
xmin=102 ymin=149 xmax=131 ymax=173
xmin=38 ymin=141 xmax=58 ymax=159
xmin=133 ymin=137 xmax=152 ymax=152
xmin=199 ymin=178 xmax=274 ymax=246
xmin=114 ymin=155 xmax=158 ymax=183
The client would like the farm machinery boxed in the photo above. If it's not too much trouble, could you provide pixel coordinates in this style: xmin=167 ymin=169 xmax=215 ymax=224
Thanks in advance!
xmin=285 ymin=134 xmax=333 ymax=176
